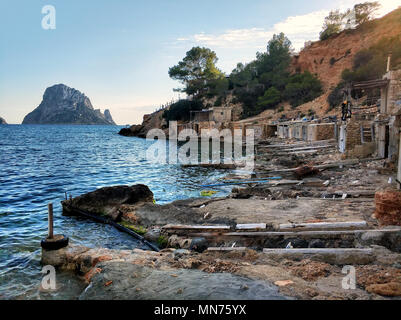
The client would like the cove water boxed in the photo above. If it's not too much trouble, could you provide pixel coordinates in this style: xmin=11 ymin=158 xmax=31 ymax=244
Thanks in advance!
xmin=0 ymin=125 xmax=231 ymax=299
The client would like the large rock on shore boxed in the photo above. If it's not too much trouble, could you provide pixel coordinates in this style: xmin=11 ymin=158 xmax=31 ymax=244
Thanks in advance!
xmin=0 ymin=117 xmax=7 ymax=124
xmin=62 ymin=185 xmax=154 ymax=221
xmin=118 ymin=109 xmax=166 ymax=138
xmin=22 ymin=84 xmax=116 ymax=125
xmin=118 ymin=124 xmax=145 ymax=138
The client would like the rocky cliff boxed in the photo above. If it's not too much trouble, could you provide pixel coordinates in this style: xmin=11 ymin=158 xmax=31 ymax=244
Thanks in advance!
xmin=250 ymin=8 xmax=401 ymax=121
xmin=0 ymin=117 xmax=7 ymax=124
xmin=292 ymin=8 xmax=401 ymax=91
xmin=22 ymin=84 xmax=116 ymax=125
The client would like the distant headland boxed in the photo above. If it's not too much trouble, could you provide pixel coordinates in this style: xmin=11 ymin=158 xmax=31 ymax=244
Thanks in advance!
xmin=22 ymin=84 xmax=116 ymax=125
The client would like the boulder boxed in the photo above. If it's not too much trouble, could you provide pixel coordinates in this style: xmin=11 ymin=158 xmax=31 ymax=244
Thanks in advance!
xmin=118 ymin=124 xmax=145 ymax=137
xmin=62 ymin=185 xmax=154 ymax=221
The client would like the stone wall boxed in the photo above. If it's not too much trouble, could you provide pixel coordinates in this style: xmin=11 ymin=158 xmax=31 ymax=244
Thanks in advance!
xmin=345 ymin=118 xmax=362 ymax=151
xmin=384 ymin=70 xmax=401 ymax=116
xmin=211 ymin=107 xmax=232 ymax=123
xmin=308 ymin=123 xmax=335 ymax=141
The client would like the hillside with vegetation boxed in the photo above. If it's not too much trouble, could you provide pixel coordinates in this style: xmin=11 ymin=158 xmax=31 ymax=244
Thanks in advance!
xmin=133 ymin=3 xmax=401 ymax=131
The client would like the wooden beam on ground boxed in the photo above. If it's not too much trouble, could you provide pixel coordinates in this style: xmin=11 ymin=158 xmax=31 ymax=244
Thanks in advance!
xmin=263 ymin=248 xmax=373 ymax=254
xmin=162 ymin=224 xmax=231 ymax=235
xmin=278 ymin=221 xmax=368 ymax=232
xmin=258 ymin=157 xmax=383 ymax=174
xmin=236 ymin=223 xmax=267 ymax=231
xmin=189 ymin=228 xmax=401 ymax=239
xmin=206 ymin=247 xmax=248 ymax=252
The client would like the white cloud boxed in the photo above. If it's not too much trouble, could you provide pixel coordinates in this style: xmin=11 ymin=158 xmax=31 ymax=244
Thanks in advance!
xmin=177 ymin=0 xmax=400 ymax=52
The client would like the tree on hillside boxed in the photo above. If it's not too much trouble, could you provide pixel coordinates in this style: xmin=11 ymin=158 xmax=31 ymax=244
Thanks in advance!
xmin=230 ymin=63 xmax=256 ymax=88
xmin=168 ymin=47 xmax=225 ymax=97
xmin=256 ymin=33 xmax=292 ymax=90
xmin=284 ymin=71 xmax=323 ymax=107
xmin=319 ymin=10 xmax=344 ymax=40
xmin=319 ymin=2 xmax=381 ymax=40
xmin=257 ymin=87 xmax=281 ymax=111
xmin=354 ymin=2 xmax=381 ymax=25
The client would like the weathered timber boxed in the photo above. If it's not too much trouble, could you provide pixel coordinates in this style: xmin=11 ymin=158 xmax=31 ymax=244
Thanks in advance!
xmin=236 ymin=223 xmax=267 ymax=231
xmin=162 ymin=224 xmax=231 ymax=236
xmin=206 ymin=247 xmax=248 ymax=252
xmin=278 ymin=221 xmax=368 ymax=232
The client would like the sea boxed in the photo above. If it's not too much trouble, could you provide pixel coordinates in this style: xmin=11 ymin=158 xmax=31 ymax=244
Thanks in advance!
xmin=0 ymin=124 xmax=232 ymax=299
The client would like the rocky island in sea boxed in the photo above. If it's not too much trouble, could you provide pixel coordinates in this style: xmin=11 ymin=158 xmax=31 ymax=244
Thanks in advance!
xmin=0 ymin=116 xmax=7 ymax=124
xmin=22 ymin=84 xmax=116 ymax=125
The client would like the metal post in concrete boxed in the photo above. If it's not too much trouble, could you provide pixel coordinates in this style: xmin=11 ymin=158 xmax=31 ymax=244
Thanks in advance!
xmin=48 ymin=203 xmax=54 ymax=239
xmin=387 ymin=52 xmax=392 ymax=73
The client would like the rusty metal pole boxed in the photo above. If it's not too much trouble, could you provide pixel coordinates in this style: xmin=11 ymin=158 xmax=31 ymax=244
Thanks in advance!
xmin=387 ymin=52 xmax=392 ymax=73
xmin=48 ymin=203 xmax=54 ymax=239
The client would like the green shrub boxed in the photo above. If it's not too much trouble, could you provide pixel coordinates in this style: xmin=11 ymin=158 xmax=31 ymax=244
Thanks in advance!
xmin=257 ymin=87 xmax=281 ymax=110
xmin=214 ymin=96 xmax=223 ymax=107
xmin=328 ymin=81 xmax=346 ymax=110
xmin=284 ymin=72 xmax=323 ymax=108
xmin=342 ymin=35 xmax=401 ymax=82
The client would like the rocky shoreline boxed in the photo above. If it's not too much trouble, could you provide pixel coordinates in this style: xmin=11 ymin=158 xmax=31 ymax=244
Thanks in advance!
xmin=42 ymin=137 xmax=401 ymax=300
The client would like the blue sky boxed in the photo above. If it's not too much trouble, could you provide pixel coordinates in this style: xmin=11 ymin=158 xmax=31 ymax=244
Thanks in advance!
xmin=0 ymin=0 xmax=398 ymax=124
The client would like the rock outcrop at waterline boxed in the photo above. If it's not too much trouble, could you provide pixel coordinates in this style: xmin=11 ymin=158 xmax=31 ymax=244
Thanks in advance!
xmin=119 ymin=109 xmax=166 ymax=138
xmin=0 ymin=117 xmax=7 ymax=124
xmin=118 ymin=124 xmax=146 ymax=138
xmin=62 ymin=184 xmax=154 ymax=221
xmin=22 ymin=84 xmax=116 ymax=125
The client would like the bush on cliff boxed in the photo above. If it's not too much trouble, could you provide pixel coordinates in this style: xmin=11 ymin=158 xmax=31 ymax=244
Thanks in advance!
xmin=341 ymin=36 xmax=401 ymax=82
xmin=319 ymin=2 xmax=381 ymax=41
xmin=328 ymin=81 xmax=346 ymax=110
xmin=284 ymin=71 xmax=323 ymax=108
xmin=257 ymin=87 xmax=281 ymax=111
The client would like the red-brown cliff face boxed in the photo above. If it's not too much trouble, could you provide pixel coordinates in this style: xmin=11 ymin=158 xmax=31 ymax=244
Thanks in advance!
xmin=291 ymin=8 xmax=401 ymax=91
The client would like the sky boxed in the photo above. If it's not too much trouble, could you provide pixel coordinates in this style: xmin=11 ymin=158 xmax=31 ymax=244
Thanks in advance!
xmin=0 ymin=0 xmax=399 ymax=125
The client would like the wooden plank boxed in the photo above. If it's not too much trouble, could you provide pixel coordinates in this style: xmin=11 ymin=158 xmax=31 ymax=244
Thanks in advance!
xmin=162 ymin=224 xmax=231 ymax=230
xmin=265 ymin=145 xmax=335 ymax=152
xmin=257 ymin=157 xmax=383 ymax=174
xmin=236 ymin=223 xmax=267 ymax=231
xmin=263 ymin=248 xmax=373 ymax=254
xmin=206 ymin=247 xmax=247 ymax=252
xmin=190 ymin=228 xmax=401 ymax=239
xmin=279 ymin=221 xmax=368 ymax=232
xmin=162 ymin=224 xmax=231 ymax=236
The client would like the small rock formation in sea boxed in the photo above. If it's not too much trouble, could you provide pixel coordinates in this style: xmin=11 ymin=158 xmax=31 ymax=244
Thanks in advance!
xmin=118 ymin=110 xmax=166 ymax=138
xmin=22 ymin=84 xmax=116 ymax=125
xmin=0 ymin=116 xmax=7 ymax=124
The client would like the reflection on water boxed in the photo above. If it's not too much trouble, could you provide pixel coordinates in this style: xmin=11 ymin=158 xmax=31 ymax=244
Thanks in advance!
xmin=0 ymin=125 xmax=232 ymax=299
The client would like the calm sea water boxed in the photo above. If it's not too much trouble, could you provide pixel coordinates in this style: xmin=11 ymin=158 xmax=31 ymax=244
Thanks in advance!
xmin=0 ymin=125 xmax=231 ymax=300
